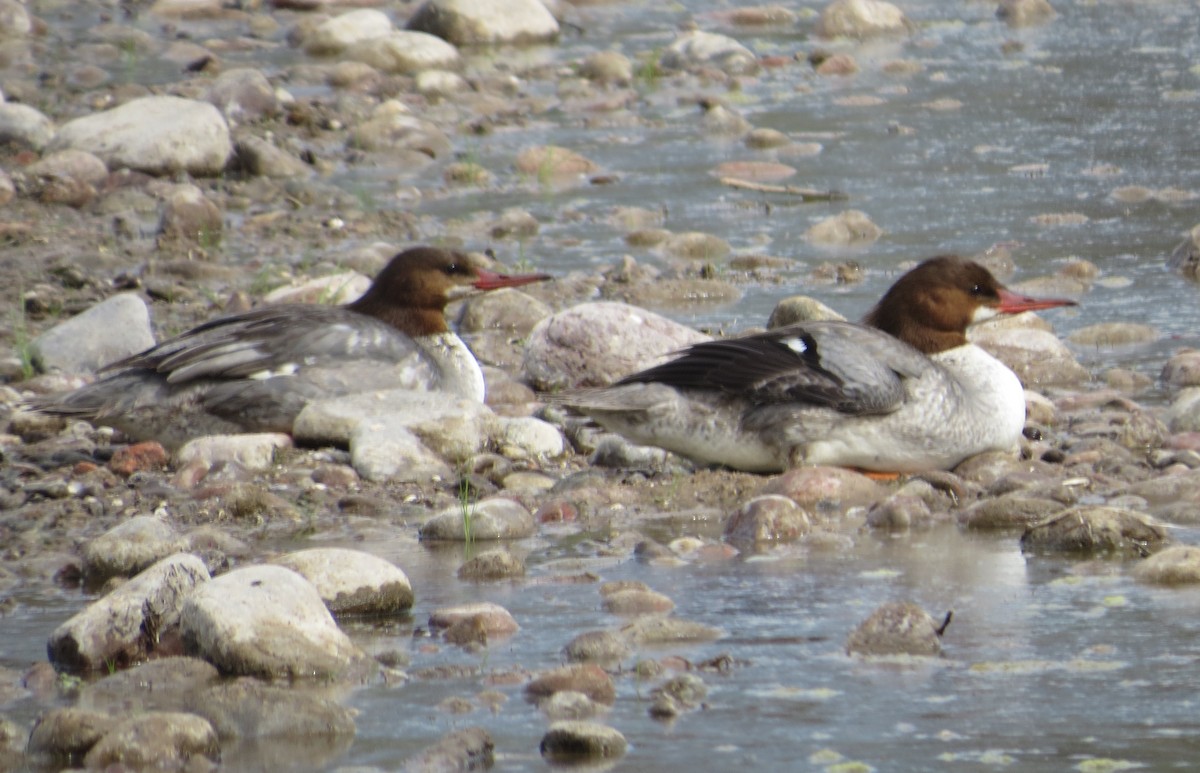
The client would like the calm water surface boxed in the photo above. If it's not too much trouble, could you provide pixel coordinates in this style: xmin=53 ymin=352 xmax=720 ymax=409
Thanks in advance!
xmin=6 ymin=0 xmax=1200 ymax=770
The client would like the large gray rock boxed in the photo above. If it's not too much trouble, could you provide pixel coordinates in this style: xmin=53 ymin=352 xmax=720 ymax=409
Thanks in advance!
xmin=273 ymin=547 xmax=414 ymax=616
xmin=816 ymin=0 xmax=911 ymax=38
xmin=81 ymin=515 xmax=182 ymax=582
xmin=348 ymin=101 xmax=452 ymax=157
xmin=540 ymin=721 xmax=627 ymax=763
xmin=303 ymin=9 xmax=393 ymax=55
xmin=48 ymin=96 xmax=233 ymax=177
xmin=83 ymin=712 xmax=219 ymax=770
xmin=295 ymin=387 xmax=499 ymax=481
xmin=77 ymin=657 xmax=220 ymax=715
xmin=175 ymin=433 xmax=291 ymax=471
xmin=522 ymin=301 xmax=711 ymax=390
xmin=407 ymin=0 xmax=559 ymax=45
xmin=0 ymin=103 xmax=55 ymax=150
xmin=350 ymin=418 xmax=455 ymax=483
xmin=26 ymin=707 xmax=118 ymax=760
xmin=48 ymin=554 xmax=211 ymax=674
xmin=179 ymin=564 xmax=361 ymax=679
xmin=31 ymin=293 xmax=155 ymax=375
xmin=971 ymin=322 xmax=1088 ymax=387
xmin=846 ymin=601 xmax=943 ymax=657
xmin=1020 ymin=506 xmax=1172 ymax=557
xmin=187 ymin=680 xmax=356 ymax=738
xmin=349 ymin=30 xmax=461 ymax=74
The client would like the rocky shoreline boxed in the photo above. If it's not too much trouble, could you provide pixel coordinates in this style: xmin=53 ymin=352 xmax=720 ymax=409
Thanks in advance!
xmin=2 ymin=0 xmax=1200 ymax=770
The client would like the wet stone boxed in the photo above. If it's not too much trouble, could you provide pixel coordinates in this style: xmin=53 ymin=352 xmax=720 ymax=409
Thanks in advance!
xmin=1161 ymin=349 xmax=1200 ymax=388
xmin=846 ymin=601 xmax=943 ymax=657
xmin=725 ymin=494 xmax=811 ymax=543
xmin=351 ymin=30 xmax=461 ymax=75
xmin=403 ymin=727 xmax=494 ymax=772
xmin=541 ymin=690 xmax=602 ymax=720
xmin=620 ymin=616 xmax=724 ymax=645
xmin=303 ymin=9 xmax=393 ymax=55
xmin=540 ymin=721 xmax=627 ymax=763
xmin=273 ymin=547 xmax=414 ymax=616
xmin=760 ymin=467 xmax=885 ymax=519
xmin=0 ymin=102 xmax=55 ymax=150
xmin=652 ymin=673 xmax=708 ymax=708
xmin=817 ymin=0 xmax=910 ymax=38
xmin=26 ymin=707 xmax=117 ymax=761
xmin=48 ymin=553 xmax=210 ymax=674
xmin=601 ymin=587 xmax=675 ymax=616
xmin=206 ymin=67 xmax=279 ymax=126
xmin=407 ymin=0 xmax=560 ymax=46
xmin=429 ymin=601 xmax=519 ymax=636
xmin=1131 ymin=545 xmax=1200 ymax=586
xmin=82 ymin=712 xmax=219 ymax=770
xmin=998 ymin=0 xmax=1056 ymax=26
xmin=865 ymin=494 xmax=933 ymax=530
xmin=958 ymin=495 xmax=1065 ymax=530
xmin=77 ymin=657 xmax=220 ymax=715
xmin=805 ymin=209 xmax=883 ymax=246
xmin=186 ymin=679 xmax=356 ymax=738
xmin=47 ymin=95 xmax=233 ymax=177
xmin=457 ymin=548 xmax=526 ymax=581
xmin=82 ymin=514 xmax=180 ymax=581
xmin=420 ymin=497 xmax=535 ymax=541
xmin=524 ymin=663 xmax=616 ymax=705
xmin=1020 ymin=506 xmax=1172 ymax=558
xmin=563 ymin=630 xmax=631 ymax=664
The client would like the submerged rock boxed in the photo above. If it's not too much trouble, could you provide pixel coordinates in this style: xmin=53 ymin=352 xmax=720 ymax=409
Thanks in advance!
xmin=187 ymin=680 xmax=356 ymax=738
xmin=404 ymin=727 xmax=495 ymax=771
xmin=525 ymin=663 xmax=616 ymax=705
xmin=82 ymin=712 xmax=219 ymax=770
xmin=805 ymin=209 xmax=883 ymax=246
xmin=724 ymin=494 xmax=811 ymax=543
xmin=48 ymin=96 xmax=233 ymax=177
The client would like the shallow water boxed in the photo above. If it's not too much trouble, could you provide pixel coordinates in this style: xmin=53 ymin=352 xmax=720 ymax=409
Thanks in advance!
xmin=7 ymin=0 xmax=1200 ymax=770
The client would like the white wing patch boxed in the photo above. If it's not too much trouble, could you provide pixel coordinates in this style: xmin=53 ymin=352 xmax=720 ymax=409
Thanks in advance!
xmin=247 ymin=362 xmax=300 ymax=380
xmin=783 ymin=337 xmax=808 ymax=354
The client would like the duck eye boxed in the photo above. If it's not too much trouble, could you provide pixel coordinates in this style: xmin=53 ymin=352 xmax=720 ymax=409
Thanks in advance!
xmin=445 ymin=263 xmax=459 ymax=274
xmin=969 ymin=284 xmax=983 ymax=296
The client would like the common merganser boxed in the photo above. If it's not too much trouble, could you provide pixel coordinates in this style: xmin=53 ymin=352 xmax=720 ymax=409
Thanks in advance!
xmin=556 ymin=256 xmax=1076 ymax=473
xmin=29 ymin=247 xmax=550 ymax=449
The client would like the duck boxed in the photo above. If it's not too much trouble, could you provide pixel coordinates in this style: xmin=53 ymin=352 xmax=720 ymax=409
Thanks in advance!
xmin=28 ymin=246 xmax=550 ymax=449
xmin=554 ymin=255 xmax=1076 ymax=473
